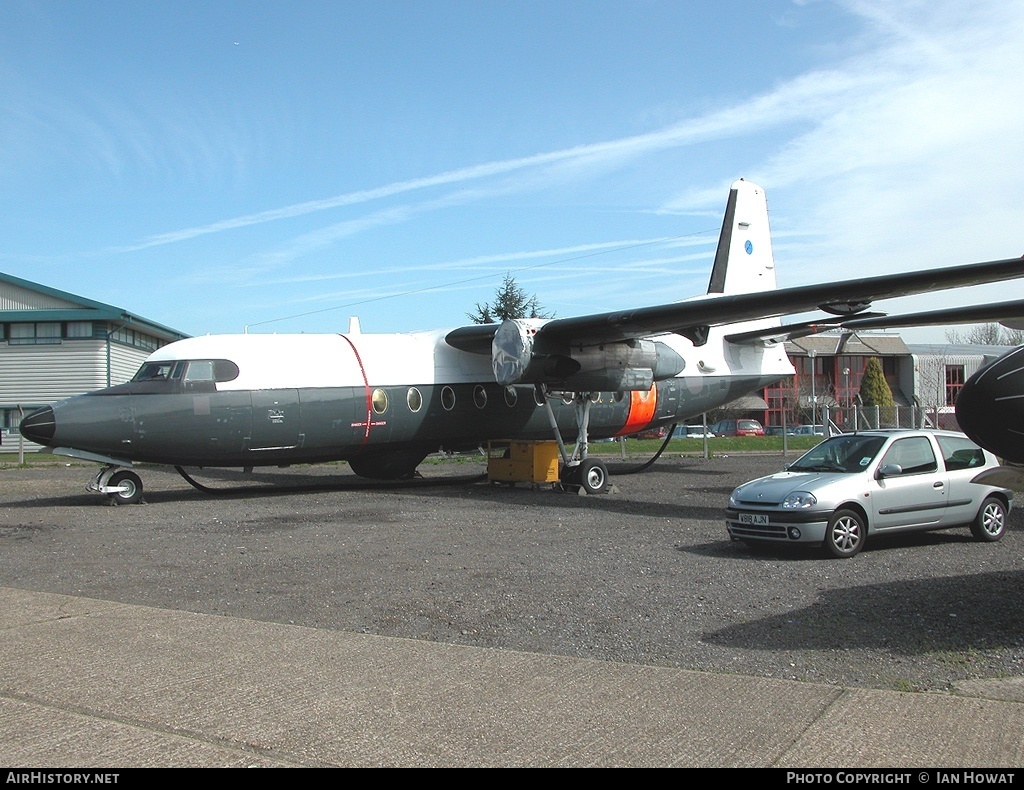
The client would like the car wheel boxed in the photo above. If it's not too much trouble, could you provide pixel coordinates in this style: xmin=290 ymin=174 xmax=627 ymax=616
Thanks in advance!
xmin=823 ymin=509 xmax=865 ymax=558
xmin=970 ymin=496 xmax=1007 ymax=542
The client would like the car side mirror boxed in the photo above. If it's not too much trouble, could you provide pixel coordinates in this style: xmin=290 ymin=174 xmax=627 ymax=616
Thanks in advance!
xmin=878 ymin=463 xmax=903 ymax=478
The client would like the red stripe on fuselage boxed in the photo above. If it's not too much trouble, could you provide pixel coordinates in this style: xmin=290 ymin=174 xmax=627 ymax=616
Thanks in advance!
xmin=615 ymin=384 xmax=658 ymax=437
xmin=337 ymin=334 xmax=373 ymax=445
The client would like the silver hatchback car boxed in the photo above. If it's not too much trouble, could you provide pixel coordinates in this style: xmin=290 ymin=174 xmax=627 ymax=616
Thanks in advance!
xmin=726 ymin=429 xmax=1012 ymax=558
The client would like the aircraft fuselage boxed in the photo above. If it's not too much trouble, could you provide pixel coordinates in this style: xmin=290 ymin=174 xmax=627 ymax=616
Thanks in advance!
xmin=20 ymin=326 xmax=789 ymax=476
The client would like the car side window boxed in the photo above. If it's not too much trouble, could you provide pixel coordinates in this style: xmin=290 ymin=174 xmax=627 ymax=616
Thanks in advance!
xmin=880 ymin=437 xmax=938 ymax=475
xmin=936 ymin=435 xmax=986 ymax=471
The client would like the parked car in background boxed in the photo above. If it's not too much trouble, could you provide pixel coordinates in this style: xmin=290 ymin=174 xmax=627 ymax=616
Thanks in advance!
xmin=633 ymin=427 xmax=667 ymax=440
xmin=709 ymin=419 xmax=765 ymax=437
xmin=765 ymin=425 xmax=797 ymax=436
xmin=725 ymin=429 xmax=1011 ymax=558
xmin=672 ymin=424 xmax=715 ymax=439
xmin=792 ymin=425 xmax=826 ymax=436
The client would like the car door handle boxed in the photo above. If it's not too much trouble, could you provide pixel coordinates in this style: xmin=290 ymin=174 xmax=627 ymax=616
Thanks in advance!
xmin=933 ymin=482 xmax=944 ymax=488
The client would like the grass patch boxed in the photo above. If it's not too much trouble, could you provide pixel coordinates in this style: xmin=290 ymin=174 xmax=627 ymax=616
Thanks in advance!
xmin=0 ymin=452 xmax=80 ymax=468
xmin=2 ymin=436 xmax=822 ymax=469
xmin=587 ymin=436 xmax=823 ymax=456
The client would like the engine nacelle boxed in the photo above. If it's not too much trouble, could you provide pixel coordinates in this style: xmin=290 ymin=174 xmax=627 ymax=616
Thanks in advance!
xmin=491 ymin=319 xmax=684 ymax=390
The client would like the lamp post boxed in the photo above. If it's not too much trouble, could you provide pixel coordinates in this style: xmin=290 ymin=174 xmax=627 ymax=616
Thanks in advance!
xmin=842 ymin=367 xmax=850 ymax=430
xmin=809 ymin=350 xmax=817 ymax=428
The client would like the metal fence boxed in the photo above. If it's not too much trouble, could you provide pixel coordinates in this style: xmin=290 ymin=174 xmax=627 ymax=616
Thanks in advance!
xmin=822 ymin=404 xmax=960 ymax=434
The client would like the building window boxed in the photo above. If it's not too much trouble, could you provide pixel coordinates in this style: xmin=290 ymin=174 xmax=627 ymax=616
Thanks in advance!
xmin=8 ymin=322 xmax=61 ymax=345
xmin=945 ymin=365 xmax=965 ymax=405
xmin=107 ymin=325 xmax=163 ymax=351
xmin=66 ymin=322 xmax=94 ymax=338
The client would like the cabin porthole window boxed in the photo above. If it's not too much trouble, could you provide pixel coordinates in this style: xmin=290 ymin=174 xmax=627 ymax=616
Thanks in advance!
xmin=407 ymin=387 xmax=422 ymax=413
xmin=473 ymin=385 xmax=487 ymax=409
xmin=441 ymin=386 xmax=456 ymax=411
xmin=372 ymin=388 xmax=389 ymax=414
xmin=504 ymin=387 xmax=518 ymax=407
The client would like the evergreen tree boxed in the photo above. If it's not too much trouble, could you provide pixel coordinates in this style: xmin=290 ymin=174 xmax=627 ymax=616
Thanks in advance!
xmin=859 ymin=357 xmax=895 ymax=408
xmin=467 ymin=273 xmax=552 ymax=323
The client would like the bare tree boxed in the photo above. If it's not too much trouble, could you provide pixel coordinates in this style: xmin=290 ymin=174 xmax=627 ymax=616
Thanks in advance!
xmin=945 ymin=323 xmax=1024 ymax=345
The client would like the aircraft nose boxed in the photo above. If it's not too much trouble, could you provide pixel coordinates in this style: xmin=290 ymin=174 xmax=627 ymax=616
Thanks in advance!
xmin=19 ymin=405 xmax=56 ymax=445
xmin=955 ymin=346 xmax=1024 ymax=464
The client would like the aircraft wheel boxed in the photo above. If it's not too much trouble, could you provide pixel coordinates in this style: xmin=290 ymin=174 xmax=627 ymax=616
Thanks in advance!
xmin=578 ymin=458 xmax=609 ymax=495
xmin=107 ymin=470 xmax=144 ymax=505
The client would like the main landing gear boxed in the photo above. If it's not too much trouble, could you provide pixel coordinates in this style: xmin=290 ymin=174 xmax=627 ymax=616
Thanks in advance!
xmin=88 ymin=466 xmax=145 ymax=505
xmin=537 ymin=386 xmax=610 ymax=495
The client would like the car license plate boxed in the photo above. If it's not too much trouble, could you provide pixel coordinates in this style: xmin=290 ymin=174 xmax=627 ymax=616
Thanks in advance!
xmin=739 ymin=513 xmax=769 ymax=525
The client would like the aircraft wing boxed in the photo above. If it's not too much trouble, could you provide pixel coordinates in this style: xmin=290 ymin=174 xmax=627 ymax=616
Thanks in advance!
xmin=446 ymin=257 xmax=1024 ymax=352
xmin=839 ymin=298 xmax=1024 ymax=331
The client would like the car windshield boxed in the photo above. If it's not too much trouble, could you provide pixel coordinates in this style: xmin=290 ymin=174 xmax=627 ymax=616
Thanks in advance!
xmin=788 ymin=434 xmax=888 ymax=473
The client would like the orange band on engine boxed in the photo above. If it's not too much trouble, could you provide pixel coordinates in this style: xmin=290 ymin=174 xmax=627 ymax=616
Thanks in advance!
xmin=615 ymin=385 xmax=658 ymax=437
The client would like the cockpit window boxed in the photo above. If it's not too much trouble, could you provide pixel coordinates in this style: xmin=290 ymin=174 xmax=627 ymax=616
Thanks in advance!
xmin=132 ymin=359 xmax=238 ymax=384
xmin=184 ymin=360 xmax=215 ymax=382
xmin=213 ymin=360 xmax=239 ymax=382
xmin=132 ymin=361 xmax=181 ymax=382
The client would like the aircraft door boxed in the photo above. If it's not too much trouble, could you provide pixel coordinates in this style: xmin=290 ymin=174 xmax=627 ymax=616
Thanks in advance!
xmin=250 ymin=390 xmax=302 ymax=450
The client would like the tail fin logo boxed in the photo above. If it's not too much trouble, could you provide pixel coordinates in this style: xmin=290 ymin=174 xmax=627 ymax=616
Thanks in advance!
xmin=745 ymin=240 xmax=754 ymax=255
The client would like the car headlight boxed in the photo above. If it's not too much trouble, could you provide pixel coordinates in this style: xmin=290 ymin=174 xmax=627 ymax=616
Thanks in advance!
xmin=782 ymin=491 xmax=817 ymax=509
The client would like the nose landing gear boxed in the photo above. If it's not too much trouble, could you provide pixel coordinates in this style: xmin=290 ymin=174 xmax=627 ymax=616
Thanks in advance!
xmin=88 ymin=466 xmax=145 ymax=505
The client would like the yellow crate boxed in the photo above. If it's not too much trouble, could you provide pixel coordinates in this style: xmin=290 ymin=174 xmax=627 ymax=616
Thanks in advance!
xmin=487 ymin=441 xmax=560 ymax=483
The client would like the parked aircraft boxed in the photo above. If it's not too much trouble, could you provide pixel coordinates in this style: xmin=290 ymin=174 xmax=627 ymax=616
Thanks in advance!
xmin=836 ymin=299 xmax=1024 ymax=466
xmin=19 ymin=180 xmax=1024 ymax=502
xmin=955 ymin=343 xmax=1024 ymax=465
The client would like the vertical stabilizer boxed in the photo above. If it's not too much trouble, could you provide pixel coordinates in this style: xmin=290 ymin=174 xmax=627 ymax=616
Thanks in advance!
xmin=706 ymin=180 xmax=777 ymax=295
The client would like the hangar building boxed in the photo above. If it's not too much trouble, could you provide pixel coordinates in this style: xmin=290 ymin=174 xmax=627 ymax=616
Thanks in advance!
xmin=0 ymin=271 xmax=188 ymax=447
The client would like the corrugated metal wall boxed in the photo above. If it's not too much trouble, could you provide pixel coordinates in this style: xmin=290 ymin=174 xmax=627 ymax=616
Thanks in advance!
xmin=912 ymin=353 xmax=990 ymax=409
xmin=0 ymin=341 xmax=151 ymax=406
xmin=0 ymin=281 xmax=80 ymax=310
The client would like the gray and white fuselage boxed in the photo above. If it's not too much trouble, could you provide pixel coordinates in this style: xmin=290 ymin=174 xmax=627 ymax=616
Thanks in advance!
xmin=21 ymin=320 xmax=790 ymax=478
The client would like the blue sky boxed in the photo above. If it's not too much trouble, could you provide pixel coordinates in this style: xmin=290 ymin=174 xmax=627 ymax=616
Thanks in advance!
xmin=2 ymin=0 xmax=1022 ymax=341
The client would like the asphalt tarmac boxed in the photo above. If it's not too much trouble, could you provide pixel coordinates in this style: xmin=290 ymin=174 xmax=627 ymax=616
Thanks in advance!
xmin=2 ymin=453 xmax=1023 ymax=767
